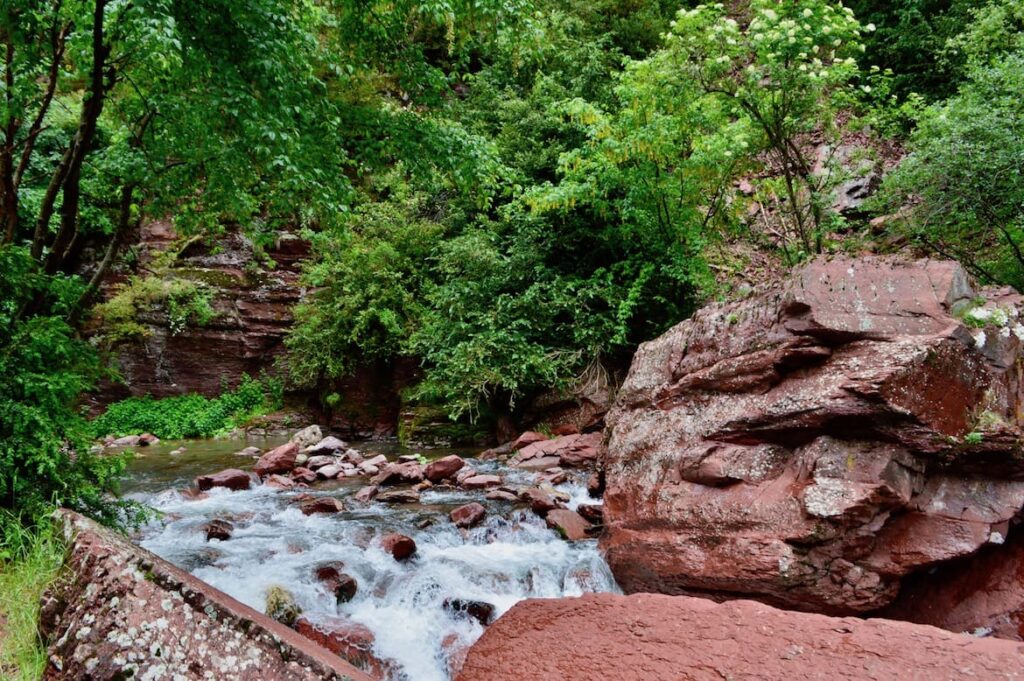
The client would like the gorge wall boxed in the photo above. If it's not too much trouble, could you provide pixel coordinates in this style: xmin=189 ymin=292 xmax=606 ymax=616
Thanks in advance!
xmin=88 ymin=221 xmax=415 ymax=438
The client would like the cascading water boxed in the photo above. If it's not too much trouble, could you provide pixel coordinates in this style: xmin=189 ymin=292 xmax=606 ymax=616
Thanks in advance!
xmin=125 ymin=438 xmax=619 ymax=681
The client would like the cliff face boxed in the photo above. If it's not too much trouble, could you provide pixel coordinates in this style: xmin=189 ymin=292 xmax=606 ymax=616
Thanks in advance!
xmin=88 ymin=221 xmax=415 ymax=439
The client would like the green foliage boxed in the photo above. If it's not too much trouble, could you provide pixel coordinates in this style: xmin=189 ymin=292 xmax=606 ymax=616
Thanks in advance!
xmin=92 ymin=274 xmax=217 ymax=343
xmin=0 ymin=246 xmax=144 ymax=530
xmin=92 ymin=375 xmax=284 ymax=440
xmin=876 ymin=46 xmax=1024 ymax=287
xmin=660 ymin=0 xmax=867 ymax=258
xmin=0 ymin=514 xmax=65 ymax=680
xmin=284 ymin=186 xmax=441 ymax=387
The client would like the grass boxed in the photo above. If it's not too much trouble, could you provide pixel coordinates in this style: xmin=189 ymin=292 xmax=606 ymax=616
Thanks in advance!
xmin=0 ymin=516 xmax=66 ymax=681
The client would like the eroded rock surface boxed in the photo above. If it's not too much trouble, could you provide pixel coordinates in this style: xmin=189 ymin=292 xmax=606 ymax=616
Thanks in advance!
xmin=879 ymin=528 xmax=1024 ymax=640
xmin=40 ymin=511 xmax=372 ymax=681
xmin=456 ymin=593 xmax=1024 ymax=681
xmin=602 ymin=256 xmax=1024 ymax=614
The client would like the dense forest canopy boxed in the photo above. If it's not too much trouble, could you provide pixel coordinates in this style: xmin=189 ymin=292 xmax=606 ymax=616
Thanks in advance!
xmin=1 ymin=0 xmax=1023 ymax=530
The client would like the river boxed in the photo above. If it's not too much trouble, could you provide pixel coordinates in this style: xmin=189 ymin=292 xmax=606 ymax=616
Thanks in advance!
xmin=121 ymin=435 xmax=619 ymax=680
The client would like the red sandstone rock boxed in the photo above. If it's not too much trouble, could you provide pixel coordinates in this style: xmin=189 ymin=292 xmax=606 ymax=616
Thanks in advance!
xmin=512 ymin=431 xmax=548 ymax=450
xmin=254 ymin=441 xmax=299 ymax=477
xmin=307 ymin=435 xmax=347 ymax=455
xmin=520 ymin=488 xmax=560 ymax=517
xmin=205 ymin=519 xmax=234 ymax=541
xmin=450 ymin=502 xmax=487 ymax=528
xmin=376 ymin=489 xmax=421 ymax=504
xmin=380 ymin=533 xmax=417 ymax=561
xmin=299 ymin=497 xmax=344 ymax=515
xmin=264 ymin=474 xmax=296 ymax=490
xmin=602 ymin=256 xmax=1024 ymax=614
xmin=372 ymin=461 xmax=424 ymax=486
xmin=354 ymin=485 xmax=378 ymax=503
xmin=291 ymin=466 xmax=317 ymax=484
xmin=41 ymin=511 xmax=372 ymax=681
xmin=196 ymin=468 xmax=252 ymax=492
xmin=455 ymin=467 xmax=478 ymax=484
xmin=576 ymin=503 xmax=604 ymax=525
xmin=455 ymin=593 xmax=1024 ymax=681
xmin=880 ymin=529 xmax=1024 ymax=640
xmin=442 ymin=633 xmax=471 ymax=678
xmin=485 ymin=489 xmax=519 ymax=502
xmin=137 ymin=433 xmax=160 ymax=446
xmin=313 ymin=564 xmax=358 ymax=604
xmin=294 ymin=615 xmax=389 ymax=677
xmin=461 ymin=474 xmax=501 ymax=490
xmin=545 ymin=509 xmax=592 ymax=540
xmin=424 ymin=454 xmax=466 ymax=482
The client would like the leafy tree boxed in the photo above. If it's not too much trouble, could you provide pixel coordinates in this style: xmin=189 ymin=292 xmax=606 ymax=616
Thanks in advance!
xmin=660 ymin=1 xmax=867 ymax=259
xmin=876 ymin=48 xmax=1024 ymax=287
xmin=0 ymin=245 xmax=143 ymax=528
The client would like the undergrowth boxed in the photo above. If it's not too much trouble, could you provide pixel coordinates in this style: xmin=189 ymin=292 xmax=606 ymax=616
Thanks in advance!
xmin=0 ymin=514 xmax=65 ymax=681
xmin=91 ymin=374 xmax=284 ymax=440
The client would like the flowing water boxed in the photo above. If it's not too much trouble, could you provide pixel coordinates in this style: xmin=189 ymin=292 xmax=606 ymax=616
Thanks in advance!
xmin=122 ymin=436 xmax=619 ymax=681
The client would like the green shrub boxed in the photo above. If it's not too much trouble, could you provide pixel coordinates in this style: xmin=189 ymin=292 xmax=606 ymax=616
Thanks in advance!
xmin=91 ymin=374 xmax=284 ymax=440
xmin=0 ymin=246 xmax=145 ymax=530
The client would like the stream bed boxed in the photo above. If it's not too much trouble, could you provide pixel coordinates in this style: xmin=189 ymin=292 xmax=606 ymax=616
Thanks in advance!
xmin=121 ymin=436 xmax=620 ymax=681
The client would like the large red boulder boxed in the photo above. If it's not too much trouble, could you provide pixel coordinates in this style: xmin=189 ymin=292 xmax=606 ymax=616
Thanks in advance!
xmin=195 ymin=468 xmax=252 ymax=491
xmin=254 ymin=441 xmax=299 ymax=477
xmin=602 ymin=257 xmax=1024 ymax=614
xmin=455 ymin=593 xmax=1024 ymax=681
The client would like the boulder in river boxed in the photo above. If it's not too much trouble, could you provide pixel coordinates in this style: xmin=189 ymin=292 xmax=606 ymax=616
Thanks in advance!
xmin=307 ymin=435 xmax=347 ymax=455
xmin=354 ymin=485 xmax=379 ymax=503
xmin=204 ymin=518 xmax=234 ymax=541
xmin=443 ymin=598 xmax=496 ymax=626
xmin=454 ymin=593 xmax=1024 ymax=681
xmin=254 ymin=441 xmax=299 ymax=477
xmin=602 ymin=256 xmax=1024 ymax=614
xmin=137 ymin=433 xmax=160 ymax=446
xmin=299 ymin=497 xmax=344 ymax=515
xmin=294 ymin=615 xmax=390 ymax=678
xmin=109 ymin=434 xmax=141 ymax=447
xmin=377 ymin=489 xmax=421 ymax=504
xmin=461 ymin=474 xmax=501 ymax=490
xmin=290 ymin=466 xmax=317 ymax=484
xmin=424 ymin=454 xmax=466 ymax=482
xmin=545 ymin=509 xmax=592 ymax=540
xmin=380 ymin=533 xmax=417 ymax=561
xmin=264 ymin=474 xmax=296 ymax=490
xmin=372 ymin=461 xmax=425 ymax=486
xmin=305 ymin=454 xmax=335 ymax=470
xmin=291 ymin=425 xmax=323 ymax=448
xmin=195 ymin=468 xmax=252 ymax=492
xmin=316 ymin=464 xmax=342 ymax=479
xmin=235 ymin=445 xmax=261 ymax=457
xmin=450 ymin=502 xmax=486 ymax=528
xmin=520 ymin=488 xmax=560 ymax=517
xmin=313 ymin=563 xmax=358 ymax=604
xmin=265 ymin=585 xmax=302 ymax=627
xmin=576 ymin=503 xmax=604 ymax=525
